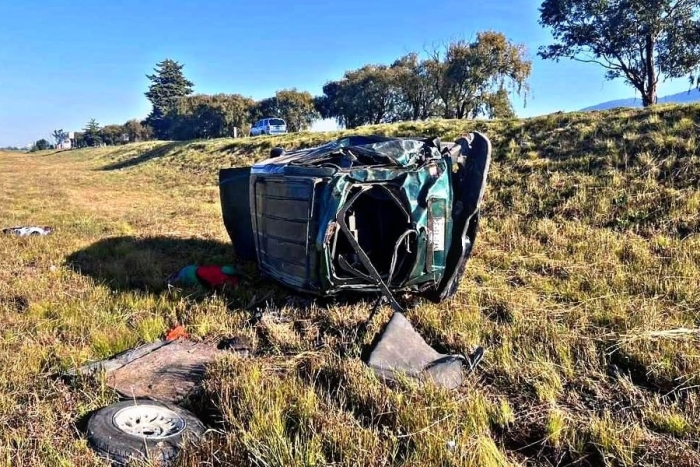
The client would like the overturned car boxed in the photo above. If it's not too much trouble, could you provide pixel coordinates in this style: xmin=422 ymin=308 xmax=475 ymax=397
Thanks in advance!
xmin=219 ymin=132 xmax=491 ymax=306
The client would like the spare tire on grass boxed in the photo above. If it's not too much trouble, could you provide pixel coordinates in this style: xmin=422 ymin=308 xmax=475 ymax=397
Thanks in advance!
xmin=86 ymin=399 xmax=206 ymax=466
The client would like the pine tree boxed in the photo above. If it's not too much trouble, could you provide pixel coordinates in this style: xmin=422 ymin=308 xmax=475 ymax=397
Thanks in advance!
xmin=83 ymin=118 xmax=102 ymax=147
xmin=144 ymin=59 xmax=194 ymax=139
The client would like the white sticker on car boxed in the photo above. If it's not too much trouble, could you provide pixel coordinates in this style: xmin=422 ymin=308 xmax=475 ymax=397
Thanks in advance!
xmin=430 ymin=217 xmax=445 ymax=251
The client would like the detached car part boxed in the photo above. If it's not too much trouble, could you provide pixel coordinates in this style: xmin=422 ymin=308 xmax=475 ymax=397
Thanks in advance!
xmin=2 ymin=226 xmax=53 ymax=236
xmin=219 ymin=132 xmax=491 ymax=303
xmin=67 ymin=338 xmax=242 ymax=404
xmin=86 ymin=399 xmax=205 ymax=466
xmin=367 ymin=312 xmax=484 ymax=389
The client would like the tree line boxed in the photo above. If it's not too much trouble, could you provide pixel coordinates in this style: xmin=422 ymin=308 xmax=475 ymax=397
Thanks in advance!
xmin=31 ymin=119 xmax=152 ymax=151
xmin=140 ymin=30 xmax=531 ymax=141
xmin=316 ymin=32 xmax=531 ymax=126
xmin=35 ymin=0 xmax=700 ymax=150
xmin=38 ymin=30 xmax=531 ymax=149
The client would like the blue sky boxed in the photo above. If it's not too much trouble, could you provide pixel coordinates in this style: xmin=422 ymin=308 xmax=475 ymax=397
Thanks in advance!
xmin=0 ymin=0 xmax=695 ymax=147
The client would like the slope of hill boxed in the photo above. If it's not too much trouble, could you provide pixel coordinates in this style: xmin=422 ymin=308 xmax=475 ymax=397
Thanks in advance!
xmin=583 ymin=88 xmax=700 ymax=111
xmin=1 ymin=103 xmax=699 ymax=466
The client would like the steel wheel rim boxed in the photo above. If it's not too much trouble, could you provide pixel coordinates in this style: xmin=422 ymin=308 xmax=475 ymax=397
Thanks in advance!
xmin=112 ymin=405 xmax=186 ymax=439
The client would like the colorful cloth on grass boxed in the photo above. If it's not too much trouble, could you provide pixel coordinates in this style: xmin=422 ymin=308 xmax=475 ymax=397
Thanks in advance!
xmin=170 ymin=265 xmax=240 ymax=288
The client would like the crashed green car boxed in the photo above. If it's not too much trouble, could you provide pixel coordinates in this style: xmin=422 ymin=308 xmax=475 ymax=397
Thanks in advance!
xmin=219 ymin=133 xmax=491 ymax=305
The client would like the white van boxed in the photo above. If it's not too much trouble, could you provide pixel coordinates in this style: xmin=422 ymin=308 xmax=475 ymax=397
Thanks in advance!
xmin=250 ymin=118 xmax=287 ymax=136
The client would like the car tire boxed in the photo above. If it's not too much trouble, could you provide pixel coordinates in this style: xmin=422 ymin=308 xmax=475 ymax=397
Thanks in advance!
xmin=86 ymin=399 xmax=206 ymax=466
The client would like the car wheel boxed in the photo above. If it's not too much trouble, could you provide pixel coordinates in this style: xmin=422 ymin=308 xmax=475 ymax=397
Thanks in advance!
xmin=86 ymin=399 xmax=206 ymax=466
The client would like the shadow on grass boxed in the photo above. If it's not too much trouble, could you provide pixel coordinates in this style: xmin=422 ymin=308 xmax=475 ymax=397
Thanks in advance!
xmin=66 ymin=235 xmax=242 ymax=292
xmin=100 ymin=141 xmax=189 ymax=171
xmin=65 ymin=236 xmax=412 ymax=354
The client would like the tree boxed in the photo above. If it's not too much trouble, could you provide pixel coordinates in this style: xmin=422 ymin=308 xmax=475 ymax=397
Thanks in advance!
xmin=277 ymin=89 xmax=319 ymax=132
xmin=316 ymin=65 xmax=400 ymax=128
xmin=482 ymin=88 xmax=516 ymax=119
xmin=124 ymin=119 xmax=152 ymax=143
xmin=317 ymin=33 xmax=529 ymax=126
xmin=100 ymin=124 xmax=127 ymax=145
xmin=314 ymin=82 xmax=344 ymax=125
xmin=32 ymin=139 xmax=50 ymax=151
xmin=51 ymin=129 xmax=68 ymax=147
xmin=427 ymin=32 xmax=531 ymax=119
xmin=72 ymin=132 xmax=84 ymax=148
xmin=253 ymin=89 xmax=319 ymax=132
xmin=538 ymin=0 xmax=700 ymax=106
xmin=168 ymin=94 xmax=255 ymax=140
xmin=390 ymin=53 xmax=439 ymax=121
xmin=252 ymin=96 xmax=278 ymax=122
xmin=144 ymin=59 xmax=194 ymax=139
xmin=82 ymin=119 xmax=102 ymax=147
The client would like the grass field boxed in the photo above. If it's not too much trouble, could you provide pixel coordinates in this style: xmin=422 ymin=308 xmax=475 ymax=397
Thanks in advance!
xmin=1 ymin=103 xmax=699 ymax=466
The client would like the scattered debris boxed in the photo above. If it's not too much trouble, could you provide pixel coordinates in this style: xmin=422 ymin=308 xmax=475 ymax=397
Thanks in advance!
xmin=72 ymin=326 xmax=254 ymax=464
xmin=66 ymin=339 xmax=171 ymax=377
xmin=68 ymin=132 xmax=496 ymax=464
xmin=168 ymin=264 xmax=240 ymax=289
xmin=86 ymin=398 xmax=205 ymax=466
xmin=366 ymin=312 xmax=483 ymax=390
xmin=165 ymin=324 xmax=189 ymax=341
xmin=105 ymin=339 xmax=226 ymax=403
xmin=217 ymin=132 xmax=493 ymax=387
xmin=67 ymin=327 xmax=248 ymax=404
xmin=217 ymin=335 xmax=254 ymax=357
xmin=2 ymin=226 xmax=53 ymax=236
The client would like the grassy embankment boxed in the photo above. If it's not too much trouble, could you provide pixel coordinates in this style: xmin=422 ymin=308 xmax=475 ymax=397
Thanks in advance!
xmin=0 ymin=103 xmax=699 ymax=466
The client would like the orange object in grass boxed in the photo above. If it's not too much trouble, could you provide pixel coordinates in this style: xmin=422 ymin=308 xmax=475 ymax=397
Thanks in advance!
xmin=165 ymin=325 xmax=188 ymax=341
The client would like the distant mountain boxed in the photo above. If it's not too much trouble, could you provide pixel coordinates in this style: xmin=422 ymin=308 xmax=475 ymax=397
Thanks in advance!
xmin=582 ymin=88 xmax=700 ymax=111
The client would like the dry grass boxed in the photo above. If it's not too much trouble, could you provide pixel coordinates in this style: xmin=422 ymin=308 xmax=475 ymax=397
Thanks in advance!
xmin=1 ymin=103 xmax=700 ymax=466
